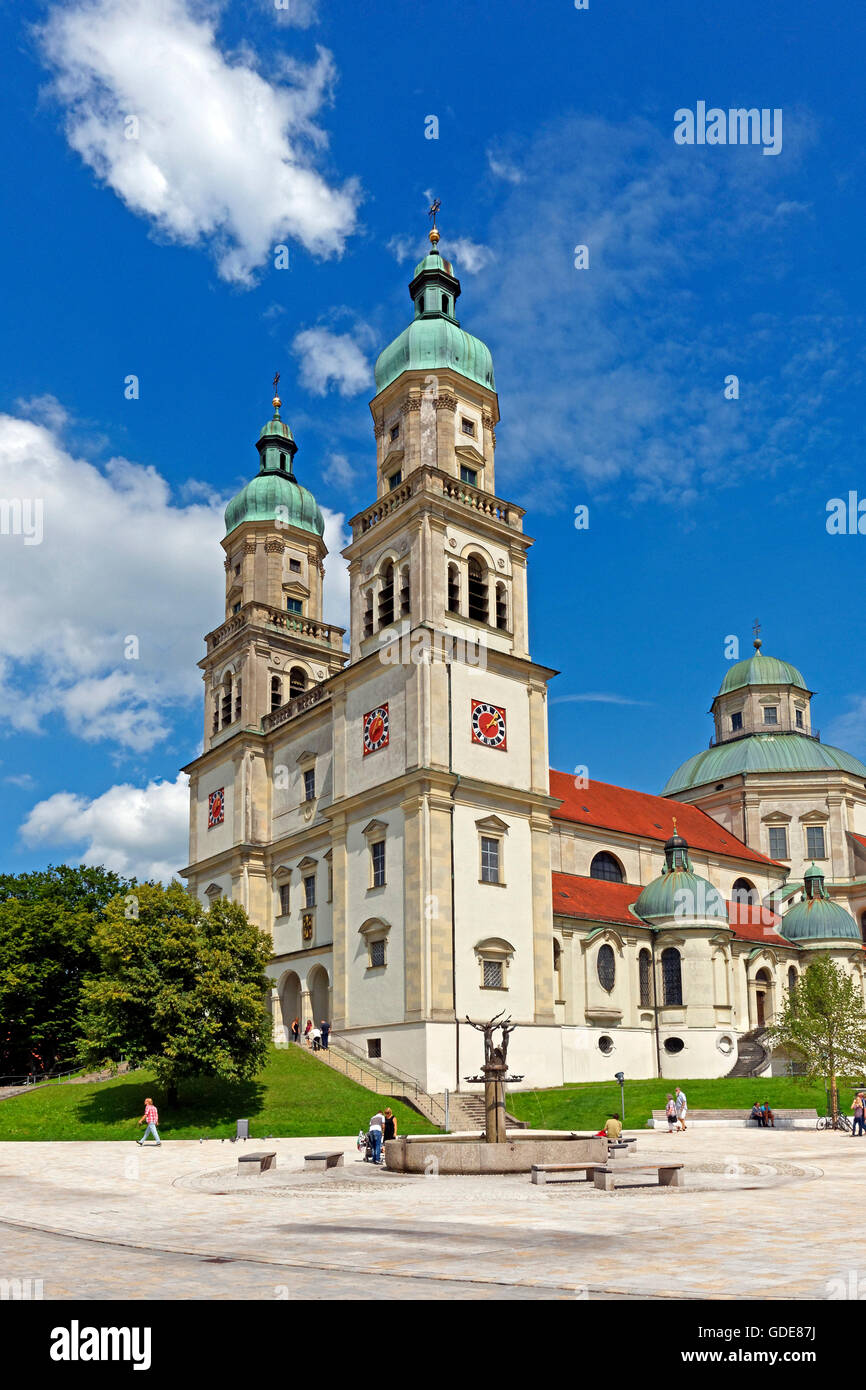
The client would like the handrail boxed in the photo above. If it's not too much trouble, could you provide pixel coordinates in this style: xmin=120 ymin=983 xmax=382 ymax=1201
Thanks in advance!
xmin=325 ymin=1036 xmax=446 ymax=1124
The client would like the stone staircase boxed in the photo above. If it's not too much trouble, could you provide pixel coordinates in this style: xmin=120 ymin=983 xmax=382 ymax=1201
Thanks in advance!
xmin=435 ymin=1091 xmax=527 ymax=1132
xmin=725 ymin=1027 xmax=771 ymax=1077
xmin=306 ymin=1039 xmax=446 ymax=1128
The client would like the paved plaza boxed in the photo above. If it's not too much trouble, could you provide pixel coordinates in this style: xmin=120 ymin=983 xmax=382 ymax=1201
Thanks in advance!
xmin=0 ymin=1127 xmax=864 ymax=1300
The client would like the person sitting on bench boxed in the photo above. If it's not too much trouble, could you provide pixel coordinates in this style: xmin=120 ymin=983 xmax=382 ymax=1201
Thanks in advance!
xmin=749 ymin=1101 xmax=764 ymax=1125
xmin=760 ymin=1101 xmax=775 ymax=1128
xmin=604 ymin=1112 xmax=623 ymax=1140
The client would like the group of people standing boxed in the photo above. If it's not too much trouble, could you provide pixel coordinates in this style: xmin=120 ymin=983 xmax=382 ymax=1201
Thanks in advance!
xmin=664 ymin=1087 xmax=688 ymax=1132
xmin=290 ymin=1018 xmax=330 ymax=1050
xmin=365 ymin=1107 xmax=398 ymax=1164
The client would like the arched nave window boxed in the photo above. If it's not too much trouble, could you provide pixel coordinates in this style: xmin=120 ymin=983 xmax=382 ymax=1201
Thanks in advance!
xmin=661 ymin=947 xmax=683 ymax=1006
xmin=590 ymin=852 xmax=624 ymax=883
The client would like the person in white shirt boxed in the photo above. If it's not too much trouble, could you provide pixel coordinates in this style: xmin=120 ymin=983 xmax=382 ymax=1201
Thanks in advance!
xmin=369 ymin=1110 xmax=386 ymax=1164
xmin=310 ymin=1025 xmax=322 ymax=1052
xmin=675 ymin=1086 xmax=688 ymax=1131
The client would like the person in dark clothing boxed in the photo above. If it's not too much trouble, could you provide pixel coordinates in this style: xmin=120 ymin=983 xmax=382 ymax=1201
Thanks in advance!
xmin=320 ymin=1020 xmax=330 ymax=1050
xmin=291 ymin=1018 xmax=300 ymax=1044
xmin=383 ymin=1108 xmax=397 ymax=1143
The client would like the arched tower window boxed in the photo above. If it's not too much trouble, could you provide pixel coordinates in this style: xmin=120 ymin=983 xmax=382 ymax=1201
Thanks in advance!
xmin=234 ymin=677 xmax=242 ymax=723
xmin=212 ymin=696 xmax=219 ymax=736
xmin=447 ymin=563 xmax=461 ymax=614
xmin=378 ymin=563 xmax=395 ymax=629
xmin=289 ymin=666 xmax=307 ymax=700
xmin=639 ymin=948 xmax=652 ymax=1007
xmin=732 ymin=877 xmax=759 ymax=907
xmin=279 ymin=452 xmax=287 ymax=471
xmin=467 ymin=554 xmax=488 ymax=623
xmin=495 ymin=581 xmax=508 ymax=631
xmin=661 ymin=947 xmax=683 ymax=1005
xmin=220 ymin=673 xmax=233 ymax=728
xmin=399 ymin=564 xmax=410 ymax=617
xmin=597 ymin=944 xmax=616 ymax=992
xmin=590 ymin=852 xmax=624 ymax=883
xmin=270 ymin=675 xmax=282 ymax=712
xmin=363 ymin=588 xmax=374 ymax=639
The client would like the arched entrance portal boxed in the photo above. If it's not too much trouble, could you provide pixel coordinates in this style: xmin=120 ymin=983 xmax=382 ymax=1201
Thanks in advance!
xmin=278 ymin=970 xmax=301 ymax=1041
xmin=308 ymin=964 xmax=330 ymax=1026
xmin=755 ymin=967 xmax=773 ymax=1027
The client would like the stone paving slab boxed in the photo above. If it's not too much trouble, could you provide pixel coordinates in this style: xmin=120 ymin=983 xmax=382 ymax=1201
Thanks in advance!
xmin=0 ymin=1129 xmax=865 ymax=1300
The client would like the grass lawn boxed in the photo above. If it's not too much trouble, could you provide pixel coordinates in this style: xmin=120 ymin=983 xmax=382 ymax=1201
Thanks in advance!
xmin=507 ymin=1075 xmax=852 ymax=1131
xmin=0 ymin=1046 xmax=437 ymax=1142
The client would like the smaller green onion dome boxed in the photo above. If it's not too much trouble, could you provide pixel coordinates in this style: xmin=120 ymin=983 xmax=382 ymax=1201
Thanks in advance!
xmin=224 ymin=399 xmax=324 ymax=539
xmin=780 ymin=865 xmax=861 ymax=945
xmin=634 ymin=831 xmax=728 ymax=925
xmin=718 ymin=649 xmax=808 ymax=696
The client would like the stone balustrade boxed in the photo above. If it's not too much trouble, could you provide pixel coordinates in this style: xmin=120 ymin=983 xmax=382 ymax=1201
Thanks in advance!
xmin=351 ymin=465 xmax=524 ymax=538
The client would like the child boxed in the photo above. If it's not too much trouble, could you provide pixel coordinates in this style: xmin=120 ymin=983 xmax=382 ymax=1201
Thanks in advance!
xmin=665 ymin=1094 xmax=678 ymax=1133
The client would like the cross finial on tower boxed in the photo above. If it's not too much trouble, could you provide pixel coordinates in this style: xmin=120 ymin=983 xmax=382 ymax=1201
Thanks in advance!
xmin=272 ymin=370 xmax=281 ymax=412
xmin=753 ymin=617 xmax=762 ymax=650
xmin=427 ymin=197 xmax=441 ymax=249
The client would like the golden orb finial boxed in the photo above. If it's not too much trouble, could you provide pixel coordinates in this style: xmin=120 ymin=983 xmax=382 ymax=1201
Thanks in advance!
xmin=271 ymin=369 xmax=281 ymax=412
xmin=427 ymin=197 xmax=441 ymax=250
xmin=672 ymin=816 xmax=678 ymax=836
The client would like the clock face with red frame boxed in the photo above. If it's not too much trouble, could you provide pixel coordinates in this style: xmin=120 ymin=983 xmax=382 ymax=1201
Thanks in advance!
xmin=208 ymin=788 xmax=225 ymax=827
xmin=471 ymin=700 xmax=507 ymax=750
xmin=363 ymin=704 xmax=389 ymax=756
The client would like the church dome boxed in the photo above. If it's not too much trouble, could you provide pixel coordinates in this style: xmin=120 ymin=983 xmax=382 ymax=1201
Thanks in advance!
xmin=224 ymin=397 xmax=325 ymax=539
xmin=663 ymin=734 xmax=866 ymax=796
xmin=633 ymin=830 xmax=728 ymax=925
xmin=374 ymin=236 xmax=496 ymax=394
xmin=718 ymin=651 xmax=807 ymax=696
xmin=780 ymin=865 xmax=860 ymax=945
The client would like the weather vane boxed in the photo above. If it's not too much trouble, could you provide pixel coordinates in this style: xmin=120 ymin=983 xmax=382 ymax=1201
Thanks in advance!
xmin=753 ymin=617 xmax=762 ymax=648
xmin=428 ymin=197 xmax=441 ymax=228
xmin=272 ymin=370 xmax=281 ymax=408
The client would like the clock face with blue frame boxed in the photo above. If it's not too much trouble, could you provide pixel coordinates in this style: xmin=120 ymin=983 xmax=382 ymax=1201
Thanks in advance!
xmin=471 ymin=700 xmax=507 ymax=749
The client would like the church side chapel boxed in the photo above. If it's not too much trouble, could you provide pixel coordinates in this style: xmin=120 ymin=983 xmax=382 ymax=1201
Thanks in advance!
xmin=181 ymin=214 xmax=866 ymax=1093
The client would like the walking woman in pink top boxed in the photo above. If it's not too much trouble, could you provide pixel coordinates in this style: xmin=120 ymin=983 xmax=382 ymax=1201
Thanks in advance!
xmin=137 ymin=1097 xmax=161 ymax=1146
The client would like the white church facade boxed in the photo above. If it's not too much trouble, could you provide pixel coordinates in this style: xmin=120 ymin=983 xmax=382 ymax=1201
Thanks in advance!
xmin=182 ymin=229 xmax=866 ymax=1092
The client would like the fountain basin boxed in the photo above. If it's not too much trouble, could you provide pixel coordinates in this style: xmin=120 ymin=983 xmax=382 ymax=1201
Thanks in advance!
xmin=384 ymin=1132 xmax=607 ymax=1175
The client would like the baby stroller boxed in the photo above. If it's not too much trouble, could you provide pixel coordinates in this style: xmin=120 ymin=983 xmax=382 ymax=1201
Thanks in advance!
xmin=357 ymin=1129 xmax=375 ymax=1162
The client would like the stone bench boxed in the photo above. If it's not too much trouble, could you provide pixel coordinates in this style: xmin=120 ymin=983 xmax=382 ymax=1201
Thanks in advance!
xmin=304 ymin=1150 xmax=344 ymax=1171
xmin=237 ymin=1150 xmax=276 ymax=1177
xmin=651 ymin=1109 xmax=817 ymax=1130
xmin=531 ymin=1163 xmax=600 ymax=1185
xmin=607 ymin=1139 xmax=637 ymax=1158
xmin=594 ymin=1162 xmax=683 ymax=1191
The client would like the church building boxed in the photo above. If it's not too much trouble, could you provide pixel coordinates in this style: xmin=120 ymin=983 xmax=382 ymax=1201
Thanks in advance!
xmin=181 ymin=226 xmax=866 ymax=1092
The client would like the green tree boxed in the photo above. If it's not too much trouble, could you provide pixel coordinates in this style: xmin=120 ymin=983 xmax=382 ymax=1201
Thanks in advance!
xmin=77 ymin=882 xmax=272 ymax=1104
xmin=0 ymin=865 xmax=131 ymax=1075
xmin=766 ymin=955 xmax=866 ymax=1119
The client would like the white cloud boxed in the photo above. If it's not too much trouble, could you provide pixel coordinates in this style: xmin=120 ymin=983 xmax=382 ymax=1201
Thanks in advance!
xmin=0 ymin=405 xmax=349 ymax=750
xmin=271 ymin=0 xmax=319 ymax=27
xmin=322 ymin=451 xmax=359 ymax=492
xmin=20 ymin=773 xmax=190 ymax=882
xmin=550 ymin=693 xmax=652 ymax=707
xmin=826 ymin=697 xmax=866 ymax=759
xmin=36 ymin=0 xmax=360 ymax=284
xmin=3 ymin=773 xmax=36 ymax=789
xmin=292 ymin=327 xmax=371 ymax=396
xmin=487 ymin=151 xmax=524 ymax=185
xmin=386 ymin=232 xmax=491 ymax=274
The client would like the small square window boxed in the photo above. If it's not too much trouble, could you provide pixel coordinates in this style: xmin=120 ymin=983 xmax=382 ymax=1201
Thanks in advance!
xmin=304 ymin=874 xmax=316 ymax=908
xmin=289 ymin=558 xmax=301 ymax=573
xmin=763 ymin=706 xmax=778 ymax=726
xmin=480 ymin=836 xmax=500 ymax=884
xmin=806 ymin=825 xmax=826 ymax=859
xmin=303 ymin=768 xmax=316 ymax=802
xmin=278 ymin=884 xmax=290 ymax=916
xmin=461 ymin=418 xmax=475 ymax=436
xmin=389 ymin=470 xmax=402 ymax=491
xmin=232 ymin=602 xmax=241 ymax=615
xmin=287 ymin=597 xmax=303 ymax=614
xmin=234 ymin=564 xmax=241 ymax=577
xmin=390 ymin=424 xmax=400 ymax=442
xmin=371 ymin=841 xmax=386 ymax=888
xmin=370 ymin=940 xmax=386 ymax=968
xmin=460 ymin=465 xmax=477 ymax=486
xmin=731 ymin=711 xmax=743 ymax=731
xmin=367 ymin=1037 xmax=382 ymax=1058
xmin=482 ymin=959 xmax=503 ymax=989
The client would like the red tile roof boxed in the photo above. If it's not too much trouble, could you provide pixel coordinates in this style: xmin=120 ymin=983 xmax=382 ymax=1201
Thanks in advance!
xmin=550 ymin=872 xmax=792 ymax=945
xmin=549 ymin=769 xmax=779 ymax=867
xmin=851 ymin=833 xmax=866 ymax=854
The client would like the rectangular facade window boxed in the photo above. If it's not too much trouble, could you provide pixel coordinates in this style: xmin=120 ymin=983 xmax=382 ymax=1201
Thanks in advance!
xmin=327 ymin=862 xmax=333 ymax=902
xmin=304 ymin=874 xmax=316 ymax=907
xmin=289 ymin=558 xmax=301 ymax=573
xmin=371 ymin=840 xmax=386 ymax=888
xmin=731 ymin=711 xmax=743 ymax=731
xmin=796 ymin=709 xmax=804 ymax=728
xmin=303 ymin=768 xmax=316 ymax=802
xmin=460 ymin=465 xmax=478 ymax=486
xmin=806 ymin=825 xmax=826 ymax=858
xmin=370 ymin=939 xmax=386 ymax=968
xmin=389 ymin=470 xmax=402 ymax=490
xmin=763 ymin=706 xmax=778 ymax=725
xmin=232 ymin=602 xmax=241 ymax=615
xmin=482 ymin=959 xmax=504 ymax=989
xmin=286 ymin=597 xmax=303 ymax=614
xmin=480 ymin=836 xmax=500 ymax=884
xmin=768 ymin=826 xmax=788 ymax=859
xmin=367 ymin=1037 xmax=382 ymax=1058
xmin=278 ymin=884 xmax=290 ymax=916
xmin=390 ymin=423 xmax=400 ymax=442
xmin=461 ymin=417 xmax=475 ymax=436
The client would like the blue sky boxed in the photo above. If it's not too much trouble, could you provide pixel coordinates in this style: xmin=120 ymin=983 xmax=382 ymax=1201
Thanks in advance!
xmin=0 ymin=0 xmax=864 ymax=879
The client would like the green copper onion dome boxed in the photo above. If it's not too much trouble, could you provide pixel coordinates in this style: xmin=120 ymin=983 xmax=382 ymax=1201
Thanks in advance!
xmin=224 ymin=393 xmax=325 ymax=539
xmin=374 ymin=227 xmax=495 ymax=393
xmin=779 ymin=865 xmax=860 ymax=945
xmin=718 ymin=650 xmax=808 ymax=696
xmin=663 ymin=735 xmax=866 ymax=796
xmin=633 ymin=828 xmax=728 ymax=925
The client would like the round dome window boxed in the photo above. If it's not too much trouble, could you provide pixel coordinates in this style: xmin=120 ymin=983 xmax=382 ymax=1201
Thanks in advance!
xmin=663 ymin=1037 xmax=685 ymax=1055
xmin=598 ymin=1035 xmax=614 ymax=1055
